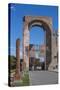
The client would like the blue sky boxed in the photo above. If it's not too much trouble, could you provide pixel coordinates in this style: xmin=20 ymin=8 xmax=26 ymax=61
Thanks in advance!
xmin=9 ymin=3 xmax=58 ymax=56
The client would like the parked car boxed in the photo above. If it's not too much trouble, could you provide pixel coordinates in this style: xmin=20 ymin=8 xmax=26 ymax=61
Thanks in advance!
xmin=36 ymin=66 xmax=42 ymax=70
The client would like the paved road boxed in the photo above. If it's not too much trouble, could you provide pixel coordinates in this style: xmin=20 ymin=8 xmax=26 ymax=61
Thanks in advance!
xmin=29 ymin=71 xmax=58 ymax=85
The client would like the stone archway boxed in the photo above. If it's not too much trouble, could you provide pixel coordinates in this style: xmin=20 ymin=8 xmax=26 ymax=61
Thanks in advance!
xmin=23 ymin=16 xmax=52 ymax=70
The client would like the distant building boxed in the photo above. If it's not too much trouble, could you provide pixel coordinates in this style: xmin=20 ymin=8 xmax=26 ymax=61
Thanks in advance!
xmin=29 ymin=44 xmax=35 ymax=58
xmin=29 ymin=44 xmax=45 ymax=70
xmin=29 ymin=44 xmax=41 ymax=59
xmin=40 ymin=45 xmax=45 ymax=57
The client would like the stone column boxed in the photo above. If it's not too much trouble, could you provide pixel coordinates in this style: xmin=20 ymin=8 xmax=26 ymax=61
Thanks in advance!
xmin=46 ymin=30 xmax=51 ymax=70
xmin=48 ymin=31 xmax=58 ymax=71
xmin=14 ymin=39 xmax=20 ymax=80
xmin=23 ymin=21 xmax=29 ymax=71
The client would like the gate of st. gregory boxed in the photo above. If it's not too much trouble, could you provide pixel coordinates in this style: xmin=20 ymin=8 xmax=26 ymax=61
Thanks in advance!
xmin=23 ymin=16 xmax=52 ymax=70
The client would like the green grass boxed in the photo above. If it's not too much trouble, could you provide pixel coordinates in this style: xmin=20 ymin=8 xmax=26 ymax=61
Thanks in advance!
xmin=21 ymin=72 xmax=30 ymax=86
xmin=14 ymin=71 xmax=30 ymax=86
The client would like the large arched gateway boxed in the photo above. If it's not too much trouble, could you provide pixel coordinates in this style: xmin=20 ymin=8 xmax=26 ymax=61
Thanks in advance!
xmin=23 ymin=16 xmax=52 ymax=70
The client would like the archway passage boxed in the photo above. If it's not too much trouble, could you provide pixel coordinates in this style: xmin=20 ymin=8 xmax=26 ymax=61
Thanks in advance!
xmin=23 ymin=16 xmax=52 ymax=70
xmin=29 ymin=26 xmax=45 ymax=70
